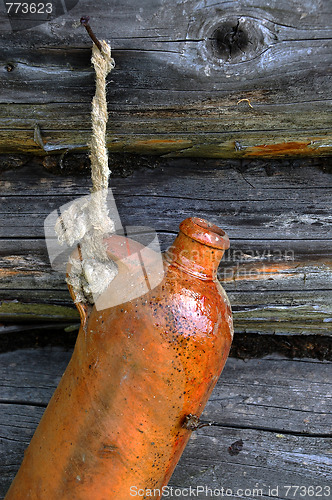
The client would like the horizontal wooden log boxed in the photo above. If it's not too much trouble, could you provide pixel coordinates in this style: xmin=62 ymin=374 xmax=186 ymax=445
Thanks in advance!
xmin=1 ymin=258 xmax=331 ymax=297
xmin=0 ymin=347 xmax=331 ymax=499
xmin=0 ymin=0 xmax=331 ymax=156
xmin=0 ymin=302 xmax=78 ymax=323
xmin=1 ymin=296 xmax=331 ymax=337
xmin=1 ymin=158 xmax=331 ymax=334
xmin=1 ymin=160 xmax=332 ymax=241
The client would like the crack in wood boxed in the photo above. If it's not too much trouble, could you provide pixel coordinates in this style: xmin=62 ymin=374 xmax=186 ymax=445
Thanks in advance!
xmin=198 ymin=423 xmax=332 ymax=439
xmin=0 ymin=400 xmax=47 ymax=408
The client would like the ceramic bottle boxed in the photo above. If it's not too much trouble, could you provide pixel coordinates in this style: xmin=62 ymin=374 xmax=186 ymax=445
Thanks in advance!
xmin=5 ymin=217 xmax=233 ymax=500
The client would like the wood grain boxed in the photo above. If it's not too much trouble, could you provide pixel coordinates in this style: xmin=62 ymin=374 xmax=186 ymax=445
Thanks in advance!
xmin=0 ymin=158 xmax=331 ymax=334
xmin=0 ymin=0 xmax=331 ymax=156
xmin=0 ymin=347 xmax=331 ymax=499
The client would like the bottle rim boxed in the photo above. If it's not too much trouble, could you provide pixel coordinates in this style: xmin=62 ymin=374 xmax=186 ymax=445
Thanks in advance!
xmin=179 ymin=217 xmax=230 ymax=250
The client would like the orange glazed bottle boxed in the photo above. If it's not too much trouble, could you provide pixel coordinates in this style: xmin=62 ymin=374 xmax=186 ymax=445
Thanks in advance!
xmin=5 ymin=217 xmax=233 ymax=500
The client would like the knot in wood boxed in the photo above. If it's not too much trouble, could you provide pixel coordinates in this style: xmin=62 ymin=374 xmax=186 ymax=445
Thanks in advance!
xmin=210 ymin=20 xmax=250 ymax=60
xmin=186 ymin=11 xmax=277 ymax=69
xmin=207 ymin=17 xmax=265 ymax=63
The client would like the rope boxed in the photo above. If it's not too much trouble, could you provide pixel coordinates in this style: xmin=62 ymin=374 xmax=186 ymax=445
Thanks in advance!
xmin=55 ymin=41 xmax=117 ymax=304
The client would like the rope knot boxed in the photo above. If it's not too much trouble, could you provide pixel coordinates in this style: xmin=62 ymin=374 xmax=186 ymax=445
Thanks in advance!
xmin=55 ymin=40 xmax=117 ymax=305
xmin=91 ymin=40 xmax=115 ymax=77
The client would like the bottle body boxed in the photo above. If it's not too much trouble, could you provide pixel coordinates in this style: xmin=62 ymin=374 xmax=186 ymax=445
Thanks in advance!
xmin=5 ymin=218 xmax=233 ymax=500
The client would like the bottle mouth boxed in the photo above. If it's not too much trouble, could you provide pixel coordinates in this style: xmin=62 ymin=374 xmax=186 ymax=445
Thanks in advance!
xmin=179 ymin=217 xmax=230 ymax=250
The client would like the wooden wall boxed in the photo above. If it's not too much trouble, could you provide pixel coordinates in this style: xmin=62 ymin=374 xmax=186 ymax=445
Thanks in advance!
xmin=1 ymin=156 xmax=331 ymax=337
xmin=1 ymin=2 xmax=331 ymax=497
xmin=1 ymin=347 xmax=331 ymax=498
xmin=0 ymin=0 xmax=331 ymax=156
xmin=0 ymin=0 xmax=331 ymax=345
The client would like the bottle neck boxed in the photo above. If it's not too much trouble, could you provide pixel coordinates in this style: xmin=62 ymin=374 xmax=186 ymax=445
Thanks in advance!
xmin=165 ymin=218 xmax=229 ymax=281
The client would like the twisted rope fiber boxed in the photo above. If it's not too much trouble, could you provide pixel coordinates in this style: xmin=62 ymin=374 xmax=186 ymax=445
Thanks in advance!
xmin=55 ymin=41 xmax=117 ymax=304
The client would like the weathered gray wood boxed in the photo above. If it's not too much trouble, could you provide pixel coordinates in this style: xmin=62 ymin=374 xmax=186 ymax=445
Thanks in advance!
xmin=0 ymin=348 xmax=331 ymax=499
xmin=1 ymin=407 xmax=331 ymax=500
xmin=1 ymin=249 xmax=331 ymax=294
xmin=1 ymin=350 xmax=331 ymax=434
xmin=0 ymin=405 xmax=44 ymax=499
xmin=170 ymin=427 xmax=332 ymax=499
xmin=1 ymin=290 xmax=331 ymax=336
xmin=1 ymin=158 xmax=331 ymax=334
xmin=1 ymin=156 xmax=332 ymax=191
xmin=1 ymin=160 xmax=332 ymax=242
xmin=205 ymin=357 xmax=332 ymax=434
xmin=0 ymin=0 xmax=331 ymax=156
